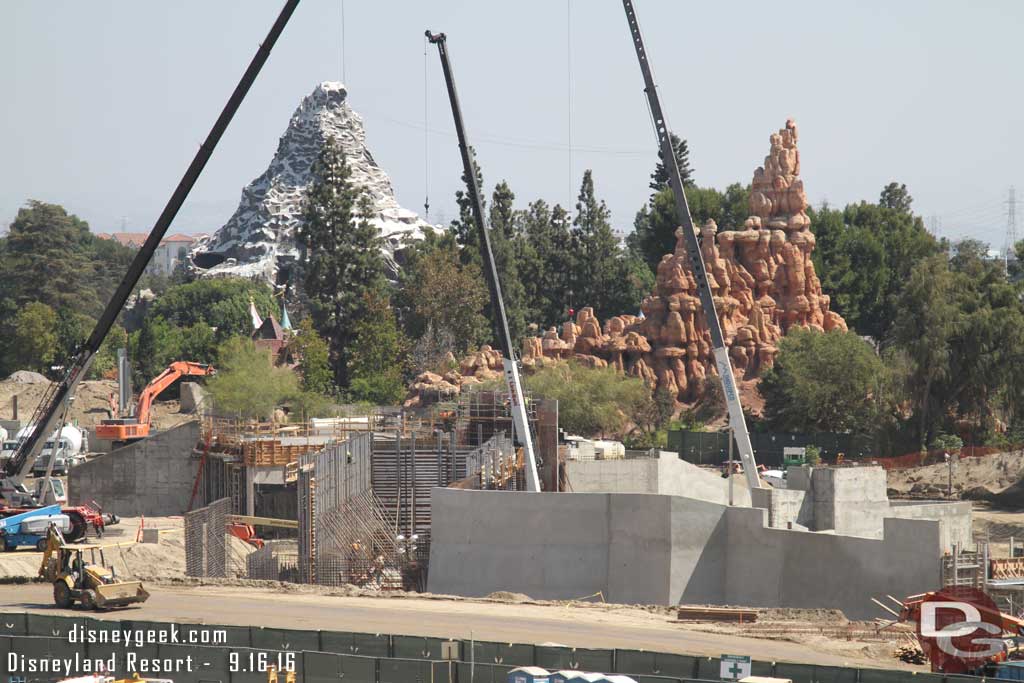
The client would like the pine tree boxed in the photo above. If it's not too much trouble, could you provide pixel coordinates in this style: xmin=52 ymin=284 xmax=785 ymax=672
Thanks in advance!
xmin=289 ymin=318 xmax=333 ymax=395
xmin=649 ymin=133 xmax=694 ymax=192
xmin=297 ymin=136 xmax=387 ymax=388
xmin=572 ymin=170 xmax=632 ymax=320
xmin=487 ymin=181 xmax=528 ymax=343
xmin=449 ymin=146 xmax=485 ymax=267
xmin=520 ymin=200 xmax=575 ymax=328
xmin=348 ymin=290 xmax=409 ymax=405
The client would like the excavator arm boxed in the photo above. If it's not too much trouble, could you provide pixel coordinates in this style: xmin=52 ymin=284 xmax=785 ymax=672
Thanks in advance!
xmin=134 ymin=362 xmax=215 ymax=426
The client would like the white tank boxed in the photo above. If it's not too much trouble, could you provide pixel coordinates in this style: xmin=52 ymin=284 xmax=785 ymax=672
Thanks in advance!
xmin=15 ymin=423 xmax=84 ymax=454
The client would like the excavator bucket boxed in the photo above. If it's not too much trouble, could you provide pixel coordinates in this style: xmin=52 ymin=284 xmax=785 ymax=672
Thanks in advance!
xmin=94 ymin=581 xmax=149 ymax=608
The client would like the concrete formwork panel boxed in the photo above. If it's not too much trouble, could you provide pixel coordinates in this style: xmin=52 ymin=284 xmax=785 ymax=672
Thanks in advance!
xmin=69 ymin=420 xmax=200 ymax=516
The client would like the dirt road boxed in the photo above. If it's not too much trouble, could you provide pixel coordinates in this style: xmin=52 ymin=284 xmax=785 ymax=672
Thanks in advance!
xmin=0 ymin=584 xmax=903 ymax=669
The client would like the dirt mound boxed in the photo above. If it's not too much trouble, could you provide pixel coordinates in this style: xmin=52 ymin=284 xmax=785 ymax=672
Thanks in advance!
xmin=486 ymin=591 xmax=533 ymax=603
xmin=6 ymin=370 xmax=48 ymax=384
xmin=962 ymin=485 xmax=996 ymax=501
xmin=990 ymin=480 xmax=1024 ymax=508
xmin=0 ymin=377 xmax=196 ymax=442
xmin=758 ymin=607 xmax=849 ymax=623
xmin=887 ymin=451 xmax=1024 ymax=499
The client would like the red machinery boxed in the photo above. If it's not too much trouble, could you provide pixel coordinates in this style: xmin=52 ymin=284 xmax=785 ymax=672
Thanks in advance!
xmin=97 ymin=361 xmax=215 ymax=443
xmin=0 ymin=500 xmax=117 ymax=545
xmin=227 ymin=522 xmax=264 ymax=549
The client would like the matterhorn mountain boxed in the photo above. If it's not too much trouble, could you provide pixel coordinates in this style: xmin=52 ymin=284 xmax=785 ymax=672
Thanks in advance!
xmin=192 ymin=82 xmax=436 ymax=284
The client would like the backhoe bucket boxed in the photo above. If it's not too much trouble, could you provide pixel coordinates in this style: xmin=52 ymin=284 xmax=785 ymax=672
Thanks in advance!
xmin=94 ymin=581 xmax=149 ymax=608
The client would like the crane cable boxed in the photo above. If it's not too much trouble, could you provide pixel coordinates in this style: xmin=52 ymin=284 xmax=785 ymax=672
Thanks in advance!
xmin=340 ymin=0 xmax=347 ymax=84
xmin=567 ymin=0 xmax=573 ymax=205
xmin=424 ymin=33 xmax=430 ymax=221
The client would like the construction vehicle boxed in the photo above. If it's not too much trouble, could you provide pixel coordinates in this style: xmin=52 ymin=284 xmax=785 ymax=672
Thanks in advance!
xmin=0 ymin=0 xmax=299 ymax=508
xmin=0 ymin=499 xmax=116 ymax=548
xmin=0 ymin=504 xmax=65 ymax=551
xmin=619 ymin=1 xmax=763 ymax=490
xmin=426 ymin=30 xmax=542 ymax=492
xmin=39 ymin=523 xmax=149 ymax=610
xmin=96 ymin=361 xmax=215 ymax=444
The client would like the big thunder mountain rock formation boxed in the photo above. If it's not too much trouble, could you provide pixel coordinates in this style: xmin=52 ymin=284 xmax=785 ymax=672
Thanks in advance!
xmin=410 ymin=119 xmax=847 ymax=409
xmin=191 ymin=82 xmax=435 ymax=284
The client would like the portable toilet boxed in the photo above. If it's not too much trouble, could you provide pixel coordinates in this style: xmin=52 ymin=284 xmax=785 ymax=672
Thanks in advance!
xmin=508 ymin=667 xmax=552 ymax=683
xmin=551 ymin=672 xmax=605 ymax=683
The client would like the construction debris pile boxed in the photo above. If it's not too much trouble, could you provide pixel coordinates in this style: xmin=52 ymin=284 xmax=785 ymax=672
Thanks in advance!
xmin=410 ymin=120 xmax=846 ymax=406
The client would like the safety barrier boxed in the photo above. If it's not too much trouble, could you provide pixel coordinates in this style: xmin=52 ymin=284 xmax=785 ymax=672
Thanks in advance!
xmin=1 ymin=611 xmax=1021 ymax=683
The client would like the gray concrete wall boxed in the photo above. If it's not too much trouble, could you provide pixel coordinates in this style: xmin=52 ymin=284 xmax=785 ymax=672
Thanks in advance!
xmin=888 ymin=501 xmax=973 ymax=553
xmin=428 ymin=488 xmax=947 ymax=618
xmin=566 ymin=452 xmax=751 ymax=506
xmin=725 ymin=509 xmax=941 ymax=619
xmin=751 ymin=487 xmax=811 ymax=529
xmin=428 ymin=489 xmax=612 ymax=601
xmin=69 ymin=421 xmax=200 ymax=516
xmin=809 ymin=467 xmax=889 ymax=538
xmin=668 ymin=495 xmax=729 ymax=604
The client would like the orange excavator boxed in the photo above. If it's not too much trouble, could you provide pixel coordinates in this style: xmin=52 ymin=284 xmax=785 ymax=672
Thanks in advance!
xmin=96 ymin=362 xmax=215 ymax=444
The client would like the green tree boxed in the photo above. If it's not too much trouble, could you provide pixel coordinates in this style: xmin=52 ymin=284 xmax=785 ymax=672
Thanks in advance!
xmin=128 ymin=317 xmax=217 ymax=390
xmin=879 ymin=182 xmax=913 ymax=213
xmin=890 ymin=255 xmax=962 ymax=448
xmin=449 ymin=146 xmax=485 ymax=267
xmin=487 ymin=181 xmax=529 ymax=342
xmin=0 ymin=201 xmax=134 ymax=319
xmin=10 ymin=302 xmax=58 ymax=374
xmin=288 ymin=318 xmax=333 ymax=395
xmin=810 ymin=188 xmax=940 ymax=339
xmin=628 ymin=183 xmax=749 ymax=273
xmin=206 ymin=337 xmax=300 ymax=420
xmin=572 ymin=170 xmax=642 ymax=320
xmin=297 ymin=136 xmax=387 ymax=387
xmin=649 ymin=132 xmax=694 ymax=191
xmin=518 ymin=199 xmax=575 ymax=327
xmin=524 ymin=361 xmax=652 ymax=438
xmin=760 ymin=328 xmax=891 ymax=434
xmin=347 ymin=291 xmax=409 ymax=405
xmin=145 ymin=277 xmax=276 ymax=341
xmin=54 ymin=308 xmax=93 ymax=371
xmin=400 ymin=240 xmax=489 ymax=354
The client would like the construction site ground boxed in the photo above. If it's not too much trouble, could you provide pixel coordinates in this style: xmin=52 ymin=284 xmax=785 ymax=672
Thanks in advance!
xmin=0 ymin=516 xmax=918 ymax=671
xmin=886 ymin=450 xmax=1024 ymax=500
xmin=0 ymin=582 xmax=917 ymax=671
xmin=0 ymin=374 xmax=194 ymax=436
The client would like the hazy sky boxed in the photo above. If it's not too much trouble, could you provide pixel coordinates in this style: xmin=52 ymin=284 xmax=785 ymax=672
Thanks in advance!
xmin=2 ymin=1 xmax=1021 ymax=247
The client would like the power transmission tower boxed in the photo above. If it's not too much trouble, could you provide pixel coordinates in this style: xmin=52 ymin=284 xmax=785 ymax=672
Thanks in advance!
xmin=1005 ymin=186 xmax=1017 ymax=273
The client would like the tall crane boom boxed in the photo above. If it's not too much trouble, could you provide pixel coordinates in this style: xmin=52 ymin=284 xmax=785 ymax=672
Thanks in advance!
xmin=0 ymin=0 xmax=301 ymax=506
xmin=620 ymin=0 xmax=762 ymax=490
xmin=425 ymin=30 xmax=542 ymax=493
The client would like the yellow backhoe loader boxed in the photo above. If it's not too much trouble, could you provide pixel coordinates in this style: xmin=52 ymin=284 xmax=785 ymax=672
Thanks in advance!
xmin=39 ymin=523 xmax=149 ymax=610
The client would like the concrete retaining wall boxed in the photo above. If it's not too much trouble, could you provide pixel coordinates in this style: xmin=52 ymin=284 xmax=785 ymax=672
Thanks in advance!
xmin=69 ymin=421 xmax=199 ymax=516
xmin=887 ymin=501 xmax=973 ymax=553
xmin=428 ymin=488 xmax=946 ymax=618
xmin=566 ymin=452 xmax=751 ymax=506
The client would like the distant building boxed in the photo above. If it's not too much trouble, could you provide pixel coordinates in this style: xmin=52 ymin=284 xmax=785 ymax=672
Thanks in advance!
xmin=95 ymin=231 xmax=203 ymax=275
xmin=252 ymin=315 xmax=287 ymax=358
